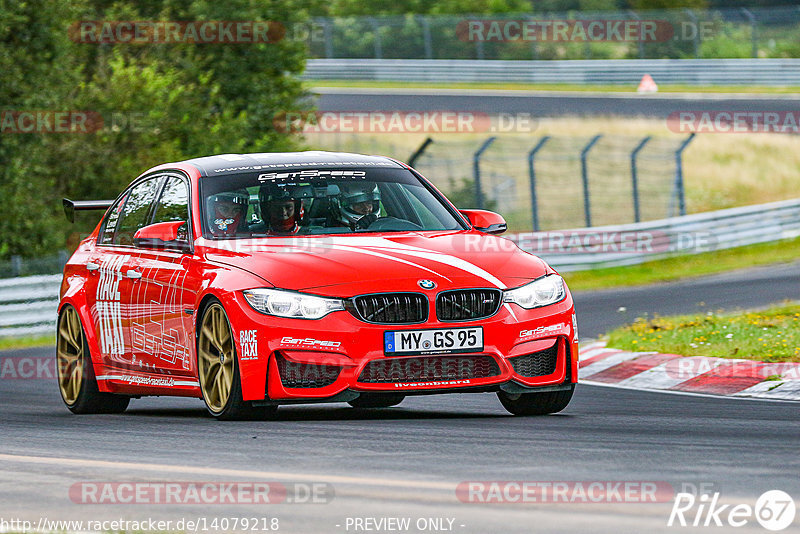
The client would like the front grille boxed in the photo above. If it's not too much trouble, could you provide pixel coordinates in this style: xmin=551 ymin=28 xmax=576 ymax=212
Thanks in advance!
xmin=351 ymin=293 xmax=427 ymax=324
xmin=276 ymin=354 xmax=340 ymax=388
xmin=358 ymin=355 xmax=500 ymax=383
xmin=436 ymin=289 xmax=503 ymax=321
xmin=509 ymin=343 xmax=558 ymax=377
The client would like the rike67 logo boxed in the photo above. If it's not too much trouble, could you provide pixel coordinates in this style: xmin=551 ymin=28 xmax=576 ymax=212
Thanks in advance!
xmin=668 ymin=490 xmax=796 ymax=531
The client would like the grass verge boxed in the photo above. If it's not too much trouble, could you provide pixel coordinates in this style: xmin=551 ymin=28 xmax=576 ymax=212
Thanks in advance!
xmin=0 ymin=335 xmax=53 ymax=351
xmin=308 ymin=80 xmax=800 ymax=94
xmin=562 ymin=236 xmax=800 ymax=292
xmin=605 ymin=303 xmax=800 ymax=363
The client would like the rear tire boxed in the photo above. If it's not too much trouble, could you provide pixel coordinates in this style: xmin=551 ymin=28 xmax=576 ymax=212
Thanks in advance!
xmin=56 ymin=305 xmax=130 ymax=414
xmin=197 ymin=300 xmax=276 ymax=421
xmin=497 ymin=384 xmax=575 ymax=416
xmin=348 ymin=393 xmax=405 ymax=408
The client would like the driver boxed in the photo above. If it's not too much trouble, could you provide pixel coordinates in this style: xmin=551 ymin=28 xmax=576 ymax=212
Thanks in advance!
xmin=259 ymin=183 xmax=305 ymax=235
xmin=207 ymin=189 xmax=249 ymax=237
xmin=333 ymin=182 xmax=380 ymax=230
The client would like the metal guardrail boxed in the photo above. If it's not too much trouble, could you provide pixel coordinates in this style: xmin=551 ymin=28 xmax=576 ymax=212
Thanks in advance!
xmin=1 ymin=197 xmax=798 ymax=338
xmin=507 ymin=197 xmax=800 ymax=272
xmin=0 ymin=275 xmax=61 ymax=338
xmin=304 ymin=58 xmax=800 ymax=85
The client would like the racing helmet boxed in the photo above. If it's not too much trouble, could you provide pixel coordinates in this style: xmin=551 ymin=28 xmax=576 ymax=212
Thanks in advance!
xmin=258 ymin=183 xmax=306 ymax=234
xmin=207 ymin=189 xmax=248 ymax=237
xmin=333 ymin=182 xmax=380 ymax=229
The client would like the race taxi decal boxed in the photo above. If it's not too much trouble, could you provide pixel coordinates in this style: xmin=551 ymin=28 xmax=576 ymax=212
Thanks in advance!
xmin=240 ymin=329 xmax=258 ymax=360
xmin=519 ymin=322 xmax=566 ymax=340
xmin=96 ymin=255 xmax=130 ymax=356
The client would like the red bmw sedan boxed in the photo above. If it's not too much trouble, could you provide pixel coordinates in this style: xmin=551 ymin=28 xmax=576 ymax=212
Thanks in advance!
xmin=57 ymin=152 xmax=578 ymax=419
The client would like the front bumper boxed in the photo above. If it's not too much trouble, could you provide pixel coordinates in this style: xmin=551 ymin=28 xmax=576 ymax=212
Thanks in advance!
xmin=229 ymin=291 xmax=579 ymax=403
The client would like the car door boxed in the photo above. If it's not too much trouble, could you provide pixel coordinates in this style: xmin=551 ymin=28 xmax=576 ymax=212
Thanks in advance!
xmin=90 ymin=176 xmax=163 ymax=370
xmin=129 ymin=173 xmax=196 ymax=376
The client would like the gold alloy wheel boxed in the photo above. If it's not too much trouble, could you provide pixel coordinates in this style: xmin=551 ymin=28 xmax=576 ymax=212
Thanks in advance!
xmin=56 ymin=307 xmax=84 ymax=406
xmin=198 ymin=303 xmax=236 ymax=414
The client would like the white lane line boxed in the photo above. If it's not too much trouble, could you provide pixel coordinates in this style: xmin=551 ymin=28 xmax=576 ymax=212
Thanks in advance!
xmin=0 ymin=454 xmax=454 ymax=491
xmin=582 ymin=380 xmax=800 ymax=403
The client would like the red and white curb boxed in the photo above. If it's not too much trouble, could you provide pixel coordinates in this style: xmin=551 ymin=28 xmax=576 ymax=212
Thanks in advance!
xmin=578 ymin=341 xmax=800 ymax=401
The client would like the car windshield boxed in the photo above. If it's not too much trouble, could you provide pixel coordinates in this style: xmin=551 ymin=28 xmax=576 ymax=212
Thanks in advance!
xmin=199 ymin=167 xmax=466 ymax=239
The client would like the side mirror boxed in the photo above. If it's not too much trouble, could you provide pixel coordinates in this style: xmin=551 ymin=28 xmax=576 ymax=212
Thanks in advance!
xmin=459 ymin=209 xmax=507 ymax=235
xmin=133 ymin=221 xmax=190 ymax=252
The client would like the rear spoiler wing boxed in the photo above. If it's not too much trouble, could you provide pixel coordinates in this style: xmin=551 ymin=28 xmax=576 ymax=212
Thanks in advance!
xmin=62 ymin=198 xmax=114 ymax=223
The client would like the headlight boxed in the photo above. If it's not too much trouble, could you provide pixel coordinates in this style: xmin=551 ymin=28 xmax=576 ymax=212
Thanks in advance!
xmin=243 ymin=288 xmax=344 ymax=319
xmin=503 ymin=275 xmax=566 ymax=309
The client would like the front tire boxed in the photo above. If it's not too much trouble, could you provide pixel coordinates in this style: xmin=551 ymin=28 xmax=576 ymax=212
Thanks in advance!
xmin=197 ymin=301 xmax=275 ymax=420
xmin=56 ymin=305 xmax=130 ymax=414
xmin=497 ymin=384 xmax=575 ymax=416
xmin=348 ymin=393 xmax=405 ymax=408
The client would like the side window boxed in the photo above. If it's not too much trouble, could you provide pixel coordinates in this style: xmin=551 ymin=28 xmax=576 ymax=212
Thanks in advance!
xmin=151 ymin=176 xmax=190 ymax=241
xmin=113 ymin=178 xmax=162 ymax=246
xmin=99 ymin=193 xmax=129 ymax=245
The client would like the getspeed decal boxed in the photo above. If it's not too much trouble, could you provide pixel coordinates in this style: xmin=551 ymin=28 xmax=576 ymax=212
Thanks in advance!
xmin=96 ymin=255 xmax=130 ymax=356
xmin=519 ymin=323 xmax=565 ymax=340
xmin=257 ymin=169 xmax=366 ymax=181
xmin=280 ymin=336 xmax=341 ymax=348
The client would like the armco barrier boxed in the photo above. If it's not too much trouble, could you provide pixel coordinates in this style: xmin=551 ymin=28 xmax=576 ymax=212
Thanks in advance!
xmin=0 ymin=198 xmax=798 ymax=338
xmin=0 ymin=275 xmax=61 ymax=338
xmin=507 ymin=197 xmax=800 ymax=271
xmin=304 ymin=58 xmax=800 ymax=86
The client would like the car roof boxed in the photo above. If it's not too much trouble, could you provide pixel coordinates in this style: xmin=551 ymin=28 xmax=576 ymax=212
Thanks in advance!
xmin=180 ymin=151 xmax=404 ymax=177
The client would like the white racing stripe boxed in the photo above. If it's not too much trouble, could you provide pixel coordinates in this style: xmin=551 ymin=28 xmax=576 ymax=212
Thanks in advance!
xmin=0 ymin=453 xmax=455 ymax=491
xmin=329 ymin=236 xmax=507 ymax=289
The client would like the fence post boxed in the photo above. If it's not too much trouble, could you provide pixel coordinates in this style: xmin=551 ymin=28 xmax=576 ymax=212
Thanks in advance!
xmin=321 ymin=18 xmax=334 ymax=58
xmin=527 ymin=136 xmax=550 ymax=232
xmin=673 ymin=133 xmax=695 ymax=217
xmin=419 ymin=16 xmax=433 ymax=59
xmin=10 ymin=255 xmax=22 ymax=277
xmin=408 ymin=137 xmax=434 ymax=167
xmin=630 ymin=136 xmax=651 ymax=223
xmin=741 ymin=8 xmax=758 ymax=58
xmin=628 ymin=10 xmax=645 ymax=58
xmin=580 ymin=135 xmax=602 ymax=227
xmin=473 ymin=137 xmax=496 ymax=209
xmin=527 ymin=16 xmax=538 ymax=59
xmin=683 ymin=9 xmax=700 ymax=58
xmin=368 ymin=18 xmax=383 ymax=59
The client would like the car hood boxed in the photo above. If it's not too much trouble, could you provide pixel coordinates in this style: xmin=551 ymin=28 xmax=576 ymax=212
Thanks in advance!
xmin=201 ymin=232 xmax=551 ymax=297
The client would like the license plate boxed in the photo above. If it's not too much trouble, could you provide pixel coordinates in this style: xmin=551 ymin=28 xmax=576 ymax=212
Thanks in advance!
xmin=384 ymin=327 xmax=483 ymax=356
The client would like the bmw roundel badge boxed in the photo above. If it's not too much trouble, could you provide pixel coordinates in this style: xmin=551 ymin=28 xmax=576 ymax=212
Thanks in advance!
xmin=418 ymin=279 xmax=436 ymax=290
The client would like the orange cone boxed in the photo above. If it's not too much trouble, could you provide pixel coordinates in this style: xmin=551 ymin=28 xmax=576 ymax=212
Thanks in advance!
xmin=637 ymin=74 xmax=658 ymax=93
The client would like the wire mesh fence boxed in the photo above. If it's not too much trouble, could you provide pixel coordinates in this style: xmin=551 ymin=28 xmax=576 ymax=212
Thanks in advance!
xmin=408 ymin=134 xmax=694 ymax=232
xmin=306 ymin=6 xmax=800 ymax=61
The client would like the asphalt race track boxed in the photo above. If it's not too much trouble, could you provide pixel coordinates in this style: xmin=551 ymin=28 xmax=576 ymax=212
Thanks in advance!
xmin=1 ymin=262 xmax=798 ymax=533
xmin=314 ymin=87 xmax=800 ymax=118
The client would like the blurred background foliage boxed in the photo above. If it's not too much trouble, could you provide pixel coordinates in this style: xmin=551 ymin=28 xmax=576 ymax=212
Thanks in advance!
xmin=0 ymin=0 xmax=316 ymax=257
xmin=1 ymin=0 xmax=795 ymax=258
